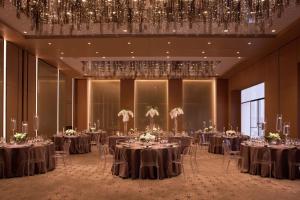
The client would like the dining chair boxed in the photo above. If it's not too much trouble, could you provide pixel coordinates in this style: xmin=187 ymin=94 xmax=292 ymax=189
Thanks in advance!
xmin=199 ymin=133 xmax=210 ymax=150
xmin=139 ymin=149 xmax=160 ymax=179
xmin=112 ymin=148 xmax=128 ymax=176
xmin=222 ymin=139 xmax=241 ymax=172
xmin=54 ymin=139 xmax=71 ymax=167
xmin=0 ymin=148 xmax=5 ymax=178
xmin=252 ymin=147 xmax=275 ymax=178
xmin=288 ymin=148 xmax=300 ymax=179
xmin=29 ymin=146 xmax=47 ymax=174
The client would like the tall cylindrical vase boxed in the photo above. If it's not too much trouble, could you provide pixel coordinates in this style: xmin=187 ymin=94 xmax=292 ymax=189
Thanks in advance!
xmin=124 ymin=121 xmax=128 ymax=135
xmin=174 ymin=118 xmax=178 ymax=135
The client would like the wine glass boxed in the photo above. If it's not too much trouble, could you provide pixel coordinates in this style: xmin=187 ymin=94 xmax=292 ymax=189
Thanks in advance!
xmin=22 ymin=121 xmax=28 ymax=134
xmin=283 ymin=122 xmax=290 ymax=144
xmin=33 ymin=114 xmax=39 ymax=138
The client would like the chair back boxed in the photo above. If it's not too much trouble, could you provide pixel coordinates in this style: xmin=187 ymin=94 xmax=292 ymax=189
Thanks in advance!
xmin=63 ymin=139 xmax=71 ymax=155
xmin=222 ymin=139 xmax=232 ymax=155
xmin=182 ymin=146 xmax=191 ymax=155
xmin=140 ymin=149 xmax=159 ymax=167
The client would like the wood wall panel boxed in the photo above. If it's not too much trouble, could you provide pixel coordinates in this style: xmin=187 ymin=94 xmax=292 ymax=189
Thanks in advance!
xmin=75 ymin=79 xmax=87 ymax=131
xmin=168 ymin=79 xmax=183 ymax=131
xmin=228 ymin=37 xmax=300 ymax=138
xmin=216 ymin=79 xmax=228 ymax=130
xmin=0 ymin=39 xmax=3 ymax=136
xmin=120 ymin=79 xmax=134 ymax=130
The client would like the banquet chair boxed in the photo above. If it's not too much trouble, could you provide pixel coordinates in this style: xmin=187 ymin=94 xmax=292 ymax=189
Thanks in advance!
xmin=0 ymin=148 xmax=5 ymax=178
xmin=112 ymin=148 xmax=128 ymax=176
xmin=222 ymin=140 xmax=241 ymax=172
xmin=288 ymin=148 xmax=300 ymax=179
xmin=252 ymin=147 xmax=275 ymax=178
xmin=139 ymin=149 xmax=160 ymax=179
xmin=29 ymin=146 xmax=47 ymax=174
xmin=199 ymin=133 xmax=210 ymax=150
xmin=54 ymin=139 xmax=71 ymax=167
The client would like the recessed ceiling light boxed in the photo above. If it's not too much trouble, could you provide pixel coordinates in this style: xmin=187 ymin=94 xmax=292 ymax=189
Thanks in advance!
xmin=271 ymin=29 xmax=276 ymax=33
xmin=48 ymin=42 xmax=52 ymax=45
xmin=201 ymin=51 xmax=205 ymax=54
xmin=128 ymin=42 xmax=131 ymax=45
xmin=123 ymin=29 xmax=128 ymax=32
xmin=60 ymin=57 xmax=63 ymax=60
xmin=238 ymin=57 xmax=242 ymax=59
xmin=130 ymin=51 xmax=134 ymax=54
xmin=223 ymin=29 xmax=229 ymax=33
xmin=102 ymin=56 xmax=106 ymax=59
xmin=167 ymin=41 xmax=171 ymax=45
xmin=248 ymin=42 xmax=252 ymax=45
xmin=165 ymin=51 xmax=170 ymax=54
xmin=60 ymin=52 xmax=64 ymax=55
xmin=96 ymin=51 xmax=99 ymax=54
xmin=207 ymin=41 xmax=212 ymax=45
xmin=23 ymin=31 xmax=27 ymax=34
xmin=88 ymin=42 xmax=91 ymax=45
xmin=204 ymin=56 xmax=207 ymax=59
xmin=131 ymin=56 xmax=135 ymax=59
xmin=236 ymin=51 xmax=240 ymax=54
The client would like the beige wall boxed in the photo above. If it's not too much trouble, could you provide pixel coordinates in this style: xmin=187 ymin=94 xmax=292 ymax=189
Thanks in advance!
xmin=227 ymin=37 xmax=300 ymax=138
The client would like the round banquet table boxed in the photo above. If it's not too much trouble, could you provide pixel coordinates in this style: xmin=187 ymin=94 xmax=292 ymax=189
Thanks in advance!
xmin=53 ymin=134 xmax=91 ymax=154
xmin=108 ymin=136 xmax=131 ymax=153
xmin=168 ymin=136 xmax=192 ymax=153
xmin=0 ymin=142 xmax=55 ymax=178
xmin=85 ymin=130 xmax=107 ymax=144
xmin=208 ymin=135 xmax=249 ymax=154
xmin=112 ymin=142 xmax=181 ymax=179
xmin=240 ymin=143 xmax=300 ymax=179
xmin=194 ymin=132 xmax=215 ymax=144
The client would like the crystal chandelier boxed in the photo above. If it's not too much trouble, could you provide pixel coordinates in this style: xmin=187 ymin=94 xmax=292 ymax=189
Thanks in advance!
xmin=81 ymin=60 xmax=220 ymax=79
xmin=2 ymin=0 xmax=299 ymax=34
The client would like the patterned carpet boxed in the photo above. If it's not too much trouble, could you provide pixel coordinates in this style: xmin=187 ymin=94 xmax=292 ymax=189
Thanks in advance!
xmin=1 ymin=147 xmax=300 ymax=200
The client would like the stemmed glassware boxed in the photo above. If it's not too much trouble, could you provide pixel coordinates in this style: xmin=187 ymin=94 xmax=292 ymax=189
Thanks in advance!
xmin=33 ymin=114 xmax=39 ymax=138
xmin=283 ymin=122 xmax=290 ymax=145
xmin=22 ymin=121 xmax=28 ymax=134
xmin=276 ymin=114 xmax=283 ymax=133
xmin=10 ymin=118 xmax=16 ymax=136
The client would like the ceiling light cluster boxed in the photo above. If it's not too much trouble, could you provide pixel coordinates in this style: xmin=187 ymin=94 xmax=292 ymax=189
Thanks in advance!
xmin=6 ymin=0 xmax=296 ymax=34
xmin=81 ymin=60 xmax=220 ymax=79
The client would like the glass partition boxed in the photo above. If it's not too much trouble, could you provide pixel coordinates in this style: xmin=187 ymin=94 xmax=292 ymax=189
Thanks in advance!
xmin=90 ymin=80 xmax=120 ymax=131
xmin=38 ymin=60 xmax=57 ymax=138
xmin=183 ymin=80 xmax=215 ymax=131
xmin=134 ymin=80 xmax=168 ymax=131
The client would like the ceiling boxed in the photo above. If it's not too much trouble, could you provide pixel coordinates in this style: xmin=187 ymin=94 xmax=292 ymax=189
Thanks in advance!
xmin=0 ymin=1 xmax=300 ymax=78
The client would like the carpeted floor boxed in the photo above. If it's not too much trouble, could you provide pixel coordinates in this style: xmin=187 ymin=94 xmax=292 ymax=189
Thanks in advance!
xmin=1 ymin=147 xmax=300 ymax=200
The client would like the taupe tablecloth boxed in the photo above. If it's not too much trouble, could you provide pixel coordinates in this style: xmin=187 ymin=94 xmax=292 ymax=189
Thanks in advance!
xmin=168 ymin=136 xmax=192 ymax=153
xmin=194 ymin=132 xmax=214 ymax=144
xmin=53 ymin=135 xmax=91 ymax=154
xmin=108 ymin=136 xmax=131 ymax=153
xmin=112 ymin=143 xmax=181 ymax=179
xmin=240 ymin=144 xmax=300 ymax=179
xmin=208 ymin=135 xmax=249 ymax=154
xmin=0 ymin=143 xmax=55 ymax=178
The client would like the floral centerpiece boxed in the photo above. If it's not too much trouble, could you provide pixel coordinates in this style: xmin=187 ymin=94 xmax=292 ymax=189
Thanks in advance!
xmin=170 ymin=107 xmax=184 ymax=134
xmin=139 ymin=132 xmax=156 ymax=142
xmin=225 ymin=130 xmax=237 ymax=137
xmin=265 ymin=132 xmax=281 ymax=144
xmin=204 ymin=126 xmax=214 ymax=133
xmin=14 ymin=132 xmax=27 ymax=144
xmin=118 ymin=109 xmax=134 ymax=135
xmin=146 ymin=107 xmax=159 ymax=129
xmin=65 ymin=129 xmax=77 ymax=136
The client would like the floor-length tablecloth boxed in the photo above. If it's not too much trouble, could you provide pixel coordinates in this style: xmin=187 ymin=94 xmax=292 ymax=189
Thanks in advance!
xmin=53 ymin=135 xmax=91 ymax=154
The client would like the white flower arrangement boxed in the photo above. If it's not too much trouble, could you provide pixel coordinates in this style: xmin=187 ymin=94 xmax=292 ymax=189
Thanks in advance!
xmin=265 ymin=132 xmax=281 ymax=141
xmin=65 ymin=129 xmax=77 ymax=136
xmin=118 ymin=109 xmax=134 ymax=122
xmin=204 ymin=126 xmax=214 ymax=132
xmin=169 ymin=107 xmax=184 ymax=119
xmin=225 ymin=130 xmax=237 ymax=137
xmin=14 ymin=132 xmax=27 ymax=143
xmin=139 ymin=132 xmax=156 ymax=142
xmin=145 ymin=108 xmax=159 ymax=118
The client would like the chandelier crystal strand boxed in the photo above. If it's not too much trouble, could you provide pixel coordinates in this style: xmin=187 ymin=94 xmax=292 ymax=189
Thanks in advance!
xmin=4 ymin=0 xmax=298 ymax=34
xmin=81 ymin=60 xmax=219 ymax=79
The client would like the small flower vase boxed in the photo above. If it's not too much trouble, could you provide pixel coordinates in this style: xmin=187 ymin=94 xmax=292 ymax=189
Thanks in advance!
xmin=174 ymin=118 xmax=178 ymax=135
xmin=123 ymin=121 xmax=128 ymax=135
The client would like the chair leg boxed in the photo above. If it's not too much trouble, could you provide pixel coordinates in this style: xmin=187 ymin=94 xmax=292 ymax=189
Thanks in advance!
xmin=157 ymin=166 xmax=159 ymax=180
xmin=226 ymin=160 xmax=231 ymax=172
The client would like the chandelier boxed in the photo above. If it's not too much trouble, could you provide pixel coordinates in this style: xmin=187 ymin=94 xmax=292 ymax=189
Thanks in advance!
xmin=3 ymin=0 xmax=299 ymax=34
xmin=81 ymin=60 xmax=220 ymax=79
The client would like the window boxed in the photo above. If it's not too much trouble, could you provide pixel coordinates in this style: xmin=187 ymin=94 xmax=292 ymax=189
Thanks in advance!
xmin=241 ymin=83 xmax=265 ymax=137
